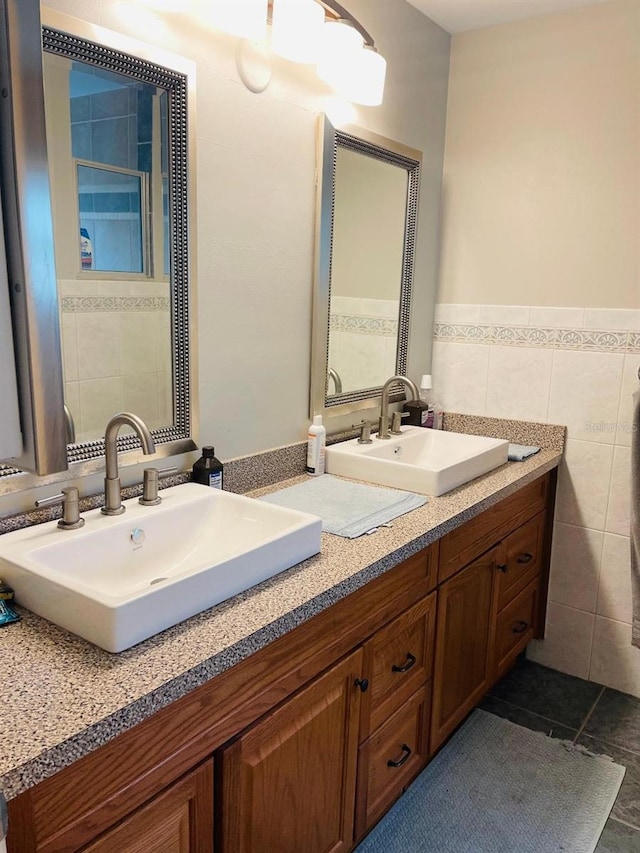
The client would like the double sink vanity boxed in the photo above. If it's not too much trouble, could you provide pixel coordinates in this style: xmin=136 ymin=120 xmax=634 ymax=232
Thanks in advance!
xmin=0 ymin=7 xmax=564 ymax=851
xmin=0 ymin=413 xmax=564 ymax=853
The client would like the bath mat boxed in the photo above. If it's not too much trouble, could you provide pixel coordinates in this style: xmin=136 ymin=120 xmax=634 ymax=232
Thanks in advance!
xmin=355 ymin=709 xmax=624 ymax=853
xmin=260 ymin=474 xmax=426 ymax=538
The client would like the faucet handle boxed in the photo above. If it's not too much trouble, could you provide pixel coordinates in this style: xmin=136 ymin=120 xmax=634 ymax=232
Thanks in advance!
xmin=35 ymin=487 xmax=85 ymax=530
xmin=139 ymin=466 xmax=178 ymax=506
xmin=391 ymin=411 xmax=410 ymax=435
xmin=353 ymin=420 xmax=373 ymax=444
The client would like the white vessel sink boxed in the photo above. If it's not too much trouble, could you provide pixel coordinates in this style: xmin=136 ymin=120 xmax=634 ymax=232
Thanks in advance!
xmin=0 ymin=483 xmax=322 ymax=652
xmin=325 ymin=426 xmax=509 ymax=497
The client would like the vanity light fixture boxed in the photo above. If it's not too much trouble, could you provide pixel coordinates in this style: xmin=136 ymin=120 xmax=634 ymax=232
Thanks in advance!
xmin=271 ymin=0 xmax=325 ymax=63
xmin=204 ymin=0 xmax=269 ymax=41
xmin=210 ymin=0 xmax=387 ymax=106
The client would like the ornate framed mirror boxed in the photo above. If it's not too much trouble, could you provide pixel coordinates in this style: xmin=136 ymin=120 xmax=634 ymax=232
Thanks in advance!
xmin=310 ymin=116 xmax=422 ymax=420
xmin=0 ymin=10 xmax=197 ymax=494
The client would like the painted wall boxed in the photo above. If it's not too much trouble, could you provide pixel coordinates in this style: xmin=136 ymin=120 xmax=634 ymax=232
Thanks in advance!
xmin=439 ymin=0 xmax=640 ymax=309
xmin=435 ymin=0 xmax=640 ymax=696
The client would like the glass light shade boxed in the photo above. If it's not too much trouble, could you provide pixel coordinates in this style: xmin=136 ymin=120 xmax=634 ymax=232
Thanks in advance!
xmin=136 ymin=0 xmax=185 ymax=10
xmin=345 ymin=45 xmax=387 ymax=106
xmin=316 ymin=19 xmax=363 ymax=90
xmin=271 ymin=0 xmax=325 ymax=64
xmin=205 ymin=0 xmax=268 ymax=41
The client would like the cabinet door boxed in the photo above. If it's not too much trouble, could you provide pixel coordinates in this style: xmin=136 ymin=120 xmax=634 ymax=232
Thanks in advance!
xmin=218 ymin=650 xmax=363 ymax=853
xmin=81 ymin=762 xmax=213 ymax=853
xmin=431 ymin=550 xmax=495 ymax=752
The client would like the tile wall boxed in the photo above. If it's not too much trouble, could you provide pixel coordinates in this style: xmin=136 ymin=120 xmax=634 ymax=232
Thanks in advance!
xmin=329 ymin=296 xmax=398 ymax=393
xmin=432 ymin=303 xmax=640 ymax=696
xmin=59 ymin=279 xmax=172 ymax=442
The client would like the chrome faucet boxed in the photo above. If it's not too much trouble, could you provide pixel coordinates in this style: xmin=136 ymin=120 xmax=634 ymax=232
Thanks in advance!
xmin=102 ymin=413 xmax=156 ymax=516
xmin=378 ymin=375 xmax=420 ymax=440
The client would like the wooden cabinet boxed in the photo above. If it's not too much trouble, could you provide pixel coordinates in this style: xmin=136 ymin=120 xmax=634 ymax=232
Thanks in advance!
xmin=430 ymin=550 xmax=496 ymax=751
xmin=217 ymin=651 xmax=364 ymax=853
xmin=431 ymin=487 xmax=551 ymax=753
xmin=354 ymin=594 xmax=436 ymax=840
xmin=7 ymin=471 xmax=556 ymax=853
xmin=81 ymin=763 xmax=213 ymax=853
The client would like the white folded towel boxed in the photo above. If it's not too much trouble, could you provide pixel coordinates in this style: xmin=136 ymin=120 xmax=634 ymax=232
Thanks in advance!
xmin=260 ymin=474 xmax=427 ymax=539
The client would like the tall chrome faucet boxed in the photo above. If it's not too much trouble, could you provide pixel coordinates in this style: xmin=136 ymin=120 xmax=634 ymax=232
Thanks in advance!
xmin=378 ymin=375 xmax=420 ymax=440
xmin=102 ymin=413 xmax=156 ymax=516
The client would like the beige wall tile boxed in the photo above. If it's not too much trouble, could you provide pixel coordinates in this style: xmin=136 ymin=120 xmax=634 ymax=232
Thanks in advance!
xmin=527 ymin=602 xmax=595 ymax=680
xmin=548 ymin=522 xmax=603 ymax=613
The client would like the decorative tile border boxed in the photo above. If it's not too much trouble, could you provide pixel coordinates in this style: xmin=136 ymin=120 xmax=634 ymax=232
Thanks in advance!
xmin=61 ymin=296 xmax=170 ymax=313
xmin=330 ymin=313 xmax=398 ymax=336
xmin=434 ymin=323 xmax=635 ymax=353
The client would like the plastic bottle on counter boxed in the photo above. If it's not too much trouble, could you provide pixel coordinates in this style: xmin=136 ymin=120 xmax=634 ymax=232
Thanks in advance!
xmin=306 ymin=415 xmax=326 ymax=476
xmin=420 ymin=375 xmax=443 ymax=429
xmin=192 ymin=446 xmax=224 ymax=489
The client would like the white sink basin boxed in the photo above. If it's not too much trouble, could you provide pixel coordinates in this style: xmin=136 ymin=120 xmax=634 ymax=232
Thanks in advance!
xmin=325 ymin=426 xmax=509 ymax=496
xmin=0 ymin=483 xmax=322 ymax=652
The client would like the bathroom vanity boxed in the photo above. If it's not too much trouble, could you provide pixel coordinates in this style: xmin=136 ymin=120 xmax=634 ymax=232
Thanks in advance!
xmin=1 ymin=434 xmax=561 ymax=853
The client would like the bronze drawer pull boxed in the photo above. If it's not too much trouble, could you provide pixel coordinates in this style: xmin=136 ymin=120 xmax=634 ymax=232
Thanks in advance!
xmin=512 ymin=620 xmax=529 ymax=634
xmin=387 ymin=744 xmax=412 ymax=768
xmin=496 ymin=563 xmax=508 ymax=573
xmin=392 ymin=652 xmax=417 ymax=673
xmin=517 ymin=552 xmax=534 ymax=564
xmin=354 ymin=678 xmax=369 ymax=692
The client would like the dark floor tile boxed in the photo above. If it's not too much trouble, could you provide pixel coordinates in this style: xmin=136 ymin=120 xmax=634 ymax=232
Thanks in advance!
xmin=585 ymin=689 xmax=640 ymax=756
xmin=489 ymin=658 xmax=602 ymax=729
xmin=576 ymin=735 xmax=640 ymax=830
xmin=479 ymin=695 xmax=578 ymax=741
xmin=595 ymin=818 xmax=640 ymax=852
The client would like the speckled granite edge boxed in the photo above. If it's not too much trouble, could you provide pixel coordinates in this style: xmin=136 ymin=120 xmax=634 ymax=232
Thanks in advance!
xmin=443 ymin=413 xmax=566 ymax=452
xmin=0 ymin=450 xmax=561 ymax=800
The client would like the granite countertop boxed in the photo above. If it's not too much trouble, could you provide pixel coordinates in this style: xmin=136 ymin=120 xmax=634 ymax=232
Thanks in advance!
xmin=0 ymin=423 xmax=564 ymax=801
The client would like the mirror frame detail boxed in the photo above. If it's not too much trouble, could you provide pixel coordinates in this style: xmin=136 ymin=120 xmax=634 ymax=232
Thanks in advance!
xmin=0 ymin=10 xmax=197 ymax=495
xmin=310 ymin=116 xmax=422 ymax=421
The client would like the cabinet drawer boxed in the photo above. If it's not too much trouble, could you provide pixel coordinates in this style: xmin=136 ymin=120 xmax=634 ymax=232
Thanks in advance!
xmin=361 ymin=592 xmax=437 ymax=739
xmin=355 ymin=683 xmax=431 ymax=840
xmin=439 ymin=475 xmax=548 ymax=583
xmin=495 ymin=511 xmax=545 ymax=611
xmin=494 ymin=581 xmax=539 ymax=677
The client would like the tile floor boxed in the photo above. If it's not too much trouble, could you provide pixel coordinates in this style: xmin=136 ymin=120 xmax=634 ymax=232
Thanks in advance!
xmin=480 ymin=657 xmax=640 ymax=851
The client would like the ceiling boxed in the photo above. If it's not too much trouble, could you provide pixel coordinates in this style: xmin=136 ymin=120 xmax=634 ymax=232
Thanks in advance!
xmin=406 ymin=0 xmax=613 ymax=33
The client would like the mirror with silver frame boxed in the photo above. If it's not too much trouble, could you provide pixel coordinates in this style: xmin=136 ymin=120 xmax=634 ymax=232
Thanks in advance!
xmin=0 ymin=11 xmax=196 ymax=493
xmin=310 ymin=116 xmax=422 ymax=421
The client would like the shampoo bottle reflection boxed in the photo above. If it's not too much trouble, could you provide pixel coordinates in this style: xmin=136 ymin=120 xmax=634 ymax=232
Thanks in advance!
xmin=306 ymin=415 xmax=326 ymax=476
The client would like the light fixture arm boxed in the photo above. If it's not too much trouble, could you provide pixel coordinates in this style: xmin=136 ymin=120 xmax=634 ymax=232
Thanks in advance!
xmin=317 ymin=0 xmax=375 ymax=47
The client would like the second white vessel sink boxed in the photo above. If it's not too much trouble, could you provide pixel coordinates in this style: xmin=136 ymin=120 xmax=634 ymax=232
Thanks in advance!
xmin=0 ymin=482 xmax=322 ymax=652
xmin=325 ymin=426 xmax=509 ymax=497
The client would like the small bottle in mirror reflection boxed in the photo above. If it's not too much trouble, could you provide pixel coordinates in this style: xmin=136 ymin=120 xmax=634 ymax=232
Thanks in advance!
xmin=306 ymin=415 xmax=326 ymax=476
xmin=192 ymin=446 xmax=224 ymax=489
